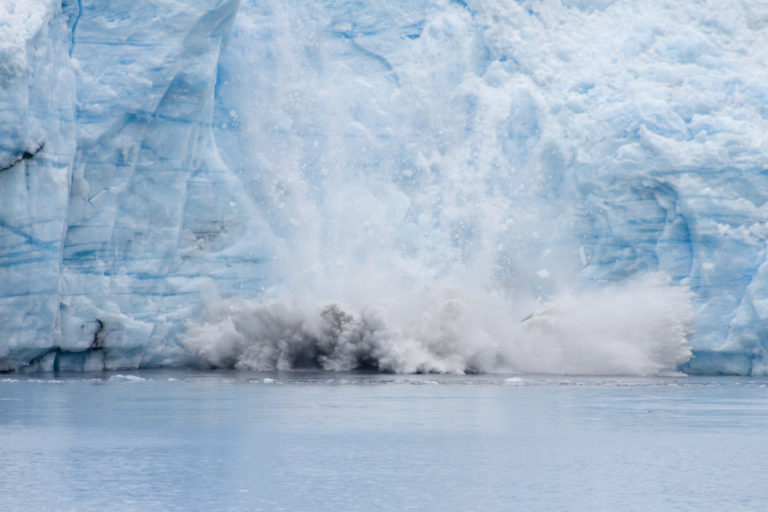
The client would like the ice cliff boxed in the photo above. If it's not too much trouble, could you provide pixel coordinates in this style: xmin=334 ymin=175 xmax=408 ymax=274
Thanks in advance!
xmin=1 ymin=0 xmax=767 ymax=375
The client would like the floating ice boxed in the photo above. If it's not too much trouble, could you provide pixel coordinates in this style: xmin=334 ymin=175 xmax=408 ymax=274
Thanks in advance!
xmin=108 ymin=374 xmax=148 ymax=383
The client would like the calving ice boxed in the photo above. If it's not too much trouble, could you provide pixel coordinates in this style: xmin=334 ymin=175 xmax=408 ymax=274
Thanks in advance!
xmin=0 ymin=0 xmax=766 ymax=375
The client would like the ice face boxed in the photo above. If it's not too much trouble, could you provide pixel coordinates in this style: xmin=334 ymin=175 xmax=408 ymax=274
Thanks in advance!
xmin=0 ymin=0 xmax=77 ymax=367
xmin=1 ymin=0 xmax=245 ymax=370
xmin=1 ymin=0 xmax=767 ymax=374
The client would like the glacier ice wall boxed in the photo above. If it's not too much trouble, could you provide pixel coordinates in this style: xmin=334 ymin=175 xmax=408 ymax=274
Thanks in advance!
xmin=1 ymin=0 xmax=767 ymax=374
xmin=0 ymin=0 xmax=253 ymax=371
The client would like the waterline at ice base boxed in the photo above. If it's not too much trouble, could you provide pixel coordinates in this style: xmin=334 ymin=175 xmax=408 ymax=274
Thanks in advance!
xmin=1 ymin=0 xmax=767 ymax=375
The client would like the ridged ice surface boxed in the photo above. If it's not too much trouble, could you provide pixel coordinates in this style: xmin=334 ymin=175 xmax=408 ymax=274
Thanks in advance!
xmin=1 ymin=0 xmax=767 ymax=374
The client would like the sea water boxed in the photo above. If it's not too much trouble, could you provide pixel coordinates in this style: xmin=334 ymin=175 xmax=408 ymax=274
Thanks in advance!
xmin=2 ymin=372 xmax=768 ymax=512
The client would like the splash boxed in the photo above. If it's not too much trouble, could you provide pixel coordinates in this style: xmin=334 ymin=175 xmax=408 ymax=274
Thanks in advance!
xmin=183 ymin=274 xmax=693 ymax=375
xmin=182 ymin=0 xmax=701 ymax=376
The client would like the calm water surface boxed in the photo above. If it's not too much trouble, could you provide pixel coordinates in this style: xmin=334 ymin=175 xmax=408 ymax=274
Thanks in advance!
xmin=2 ymin=371 xmax=767 ymax=511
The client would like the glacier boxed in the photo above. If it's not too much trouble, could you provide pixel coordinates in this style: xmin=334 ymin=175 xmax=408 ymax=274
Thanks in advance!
xmin=1 ymin=0 xmax=767 ymax=374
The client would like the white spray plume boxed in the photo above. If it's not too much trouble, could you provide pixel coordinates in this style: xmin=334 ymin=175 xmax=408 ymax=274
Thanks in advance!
xmin=183 ymin=273 xmax=693 ymax=375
